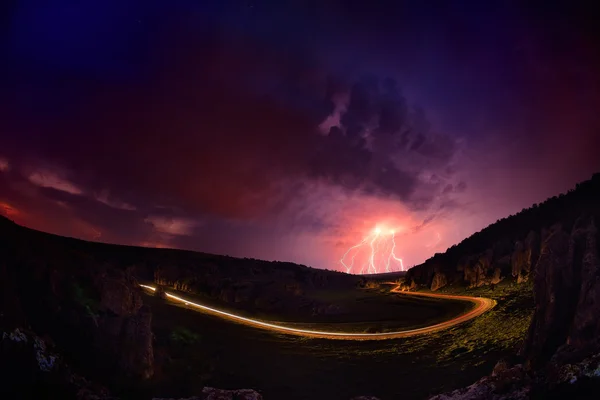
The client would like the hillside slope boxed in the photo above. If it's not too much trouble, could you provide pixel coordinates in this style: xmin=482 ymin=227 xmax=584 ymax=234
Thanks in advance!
xmin=0 ymin=215 xmax=358 ymax=398
xmin=404 ymin=173 xmax=600 ymax=292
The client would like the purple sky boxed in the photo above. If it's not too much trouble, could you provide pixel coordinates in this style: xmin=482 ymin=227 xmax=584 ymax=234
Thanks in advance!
xmin=1 ymin=1 xmax=599 ymax=272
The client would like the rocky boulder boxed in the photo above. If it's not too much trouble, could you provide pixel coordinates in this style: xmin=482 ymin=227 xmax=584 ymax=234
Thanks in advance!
xmin=98 ymin=273 xmax=143 ymax=316
xmin=152 ymin=392 xmax=380 ymax=400
xmin=94 ymin=303 xmax=154 ymax=380
xmin=202 ymin=387 xmax=262 ymax=400
xmin=431 ymin=272 xmax=448 ymax=291
xmin=350 ymin=397 xmax=382 ymax=400
xmin=511 ymin=231 xmax=540 ymax=283
xmin=398 ymin=278 xmax=417 ymax=291
xmin=567 ymin=218 xmax=600 ymax=348
xmin=152 ymin=387 xmax=263 ymax=400
xmin=493 ymin=254 xmax=512 ymax=277
xmin=0 ymin=327 xmax=116 ymax=399
xmin=459 ymin=250 xmax=499 ymax=287
xmin=490 ymin=268 xmax=503 ymax=285
xmin=429 ymin=364 xmax=530 ymax=400
xmin=464 ymin=263 xmax=485 ymax=287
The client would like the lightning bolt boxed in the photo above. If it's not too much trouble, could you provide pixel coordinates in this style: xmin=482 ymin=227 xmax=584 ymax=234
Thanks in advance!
xmin=340 ymin=237 xmax=368 ymax=273
xmin=340 ymin=226 xmax=405 ymax=274
xmin=368 ymin=231 xmax=379 ymax=274
xmin=389 ymin=231 xmax=404 ymax=271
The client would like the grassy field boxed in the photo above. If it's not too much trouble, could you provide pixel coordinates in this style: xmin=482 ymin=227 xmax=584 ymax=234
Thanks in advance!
xmin=133 ymin=280 xmax=534 ymax=400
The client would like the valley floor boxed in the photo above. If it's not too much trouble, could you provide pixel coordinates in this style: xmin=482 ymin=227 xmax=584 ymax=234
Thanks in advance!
xmin=139 ymin=280 xmax=533 ymax=400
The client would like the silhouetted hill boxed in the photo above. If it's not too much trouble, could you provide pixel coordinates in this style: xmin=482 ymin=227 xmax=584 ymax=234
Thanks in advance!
xmin=403 ymin=173 xmax=600 ymax=291
xmin=0 ymin=215 xmax=361 ymax=319
xmin=0 ymin=212 xmax=364 ymax=398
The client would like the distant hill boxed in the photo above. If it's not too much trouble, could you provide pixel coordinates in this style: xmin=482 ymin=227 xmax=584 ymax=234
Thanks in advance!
xmin=0 ymin=211 xmax=364 ymax=397
xmin=403 ymin=172 xmax=600 ymax=291
xmin=0 ymin=214 xmax=361 ymax=318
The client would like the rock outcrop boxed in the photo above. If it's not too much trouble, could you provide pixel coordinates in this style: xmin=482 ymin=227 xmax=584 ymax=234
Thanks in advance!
xmin=431 ymin=272 xmax=448 ymax=291
xmin=399 ymin=278 xmax=417 ymax=291
xmin=430 ymin=215 xmax=600 ymax=399
xmin=511 ymin=231 xmax=540 ymax=283
xmin=490 ymin=268 xmax=503 ymax=285
xmin=350 ymin=397 xmax=382 ymax=400
xmin=521 ymin=218 xmax=599 ymax=368
xmin=151 ymin=392 xmax=381 ymax=400
xmin=152 ymin=387 xmax=263 ymax=400
xmin=429 ymin=364 xmax=530 ymax=400
xmin=463 ymin=263 xmax=484 ymax=287
xmin=0 ymin=327 xmax=116 ymax=399
xmin=0 ymin=217 xmax=154 ymax=391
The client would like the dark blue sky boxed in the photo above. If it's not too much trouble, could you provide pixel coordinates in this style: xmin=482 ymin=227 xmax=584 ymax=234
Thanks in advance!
xmin=1 ymin=1 xmax=599 ymax=271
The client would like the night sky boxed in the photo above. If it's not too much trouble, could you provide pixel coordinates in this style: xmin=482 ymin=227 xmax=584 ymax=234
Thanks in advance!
xmin=1 ymin=1 xmax=599 ymax=272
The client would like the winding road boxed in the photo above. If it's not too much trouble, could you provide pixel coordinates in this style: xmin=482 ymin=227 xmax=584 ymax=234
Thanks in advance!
xmin=140 ymin=284 xmax=495 ymax=341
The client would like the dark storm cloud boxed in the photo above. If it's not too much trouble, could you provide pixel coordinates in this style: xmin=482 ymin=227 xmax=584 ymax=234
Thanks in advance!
xmin=456 ymin=182 xmax=467 ymax=193
xmin=312 ymin=75 xmax=459 ymax=200
xmin=412 ymin=214 xmax=437 ymax=233
xmin=442 ymin=184 xmax=453 ymax=194
xmin=2 ymin=0 xmax=599 ymax=270
xmin=0 ymin=6 xmax=459 ymax=221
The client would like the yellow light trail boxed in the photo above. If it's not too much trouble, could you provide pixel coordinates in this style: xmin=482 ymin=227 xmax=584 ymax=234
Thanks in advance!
xmin=140 ymin=284 xmax=495 ymax=340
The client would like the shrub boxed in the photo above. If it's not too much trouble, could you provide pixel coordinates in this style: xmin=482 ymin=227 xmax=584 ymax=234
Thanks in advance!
xmin=170 ymin=327 xmax=201 ymax=345
xmin=71 ymin=282 xmax=99 ymax=318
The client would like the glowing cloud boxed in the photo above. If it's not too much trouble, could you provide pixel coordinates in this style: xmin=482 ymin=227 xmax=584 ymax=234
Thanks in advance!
xmin=144 ymin=216 xmax=197 ymax=236
xmin=28 ymin=171 xmax=83 ymax=195
xmin=0 ymin=202 xmax=19 ymax=217
xmin=95 ymin=190 xmax=136 ymax=211
xmin=0 ymin=157 xmax=9 ymax=172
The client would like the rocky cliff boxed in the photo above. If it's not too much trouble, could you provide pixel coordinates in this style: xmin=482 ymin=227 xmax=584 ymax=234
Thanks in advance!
xmin=405 ymin=173 xmax=600 ymax=292
xmin=430 ymin=215 xmax=600 ymax=399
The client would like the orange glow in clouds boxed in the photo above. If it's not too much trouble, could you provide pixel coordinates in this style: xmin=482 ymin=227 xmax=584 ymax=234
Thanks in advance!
xmin=340 ymin=223 xmax=406 ymax=274
xmin=0 ymin=202 xmax=19 ymax=217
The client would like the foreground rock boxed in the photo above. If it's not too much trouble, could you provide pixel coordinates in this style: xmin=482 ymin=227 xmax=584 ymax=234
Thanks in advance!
xmin=430 ymin=272 xmax=448 ymax=291
xmin=152 ymin=392 xmax=381 ymax=400
xmin=201 ymin=387 xmax=263 ymax=400
xmin=522 ymin=217 xmax=600 ymax=367
xmin=0 ymin=327 xmax=116 ymax=399
xmin=0 ymin=216 xmax=154 ymax=390
xmin=350 ymin=397 xmax=382 ymax=400
xmin=429 ymin=364 xmax=530 ymax=400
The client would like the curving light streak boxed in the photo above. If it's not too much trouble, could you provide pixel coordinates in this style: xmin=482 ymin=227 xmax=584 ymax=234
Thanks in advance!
xmin=341 ymin=226 xmax=405 ymax=274
xmin=140 ymin=284 xmax=495 ymax=340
